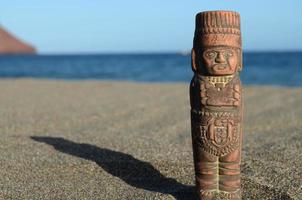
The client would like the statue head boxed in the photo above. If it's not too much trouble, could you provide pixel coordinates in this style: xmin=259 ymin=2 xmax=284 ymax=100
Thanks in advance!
xmin=192 ymin=11 xmax=242 ymax=76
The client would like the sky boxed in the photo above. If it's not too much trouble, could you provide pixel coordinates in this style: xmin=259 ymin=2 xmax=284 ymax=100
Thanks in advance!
xmin=1 ymin=0 xmax=302 ymax=54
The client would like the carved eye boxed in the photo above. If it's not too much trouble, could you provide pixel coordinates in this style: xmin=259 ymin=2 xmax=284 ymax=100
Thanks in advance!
xmin=205 ymin=51 xmax=216 ymax=59
xmin=225 ymin=51 xmax=233 ymax=57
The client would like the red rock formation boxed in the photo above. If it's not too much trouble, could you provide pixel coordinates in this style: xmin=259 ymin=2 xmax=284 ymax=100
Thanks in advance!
xmin=0 ymin=27 xmax=36 ymax=54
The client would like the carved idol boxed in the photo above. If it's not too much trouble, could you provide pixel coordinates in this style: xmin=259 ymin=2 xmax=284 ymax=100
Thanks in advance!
xmin=190 ymin=11 xmax=243 ymax=200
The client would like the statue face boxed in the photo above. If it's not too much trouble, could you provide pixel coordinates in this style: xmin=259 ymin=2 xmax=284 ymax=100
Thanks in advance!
xmin=201 ymin=47 xmax=239 ymax=75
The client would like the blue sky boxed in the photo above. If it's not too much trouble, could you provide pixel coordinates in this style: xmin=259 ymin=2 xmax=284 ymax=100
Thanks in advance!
xmin=1 ymin=0 xmax=302 ymax=54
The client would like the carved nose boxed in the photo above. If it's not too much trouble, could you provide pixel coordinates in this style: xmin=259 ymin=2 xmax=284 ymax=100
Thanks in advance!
xmin=215 ymin=53 xmax=226 ymax=63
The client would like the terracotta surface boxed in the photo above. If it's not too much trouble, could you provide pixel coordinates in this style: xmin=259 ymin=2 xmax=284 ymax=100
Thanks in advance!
xmin=190 ymin=11 xmax=243 ymax=199
xmin=0 ymin=27 xmax=36 ymax=54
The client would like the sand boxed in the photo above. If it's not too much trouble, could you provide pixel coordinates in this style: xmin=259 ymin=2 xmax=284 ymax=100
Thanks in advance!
xmin=0 ymin=79 xmax=301 ymax=200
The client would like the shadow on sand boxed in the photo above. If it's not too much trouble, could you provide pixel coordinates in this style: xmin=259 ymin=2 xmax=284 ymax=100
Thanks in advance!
xmin=31 ymin=136 xmax=196 ymax=200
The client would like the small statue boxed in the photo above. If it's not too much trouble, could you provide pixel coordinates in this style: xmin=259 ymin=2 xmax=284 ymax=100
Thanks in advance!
xmin=190 ymin=11 xmax=243 ymax=200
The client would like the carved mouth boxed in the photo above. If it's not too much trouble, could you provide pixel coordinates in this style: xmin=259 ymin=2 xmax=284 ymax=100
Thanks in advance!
xmin=212 ymin=64 xmax=229 ymax=71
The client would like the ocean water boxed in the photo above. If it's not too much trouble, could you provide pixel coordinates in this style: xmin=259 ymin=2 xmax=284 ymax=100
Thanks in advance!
xmin=0 ymin=52 xmax=301 ymax=86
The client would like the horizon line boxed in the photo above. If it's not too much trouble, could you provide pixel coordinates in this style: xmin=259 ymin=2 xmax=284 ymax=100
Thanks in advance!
xmin=1 ymin=49 xmax=302 ymax=56
xmin=38 ymin=50 xmax=302 ymax=55
xmin=30 ymin=49 xmax=302 ymax=55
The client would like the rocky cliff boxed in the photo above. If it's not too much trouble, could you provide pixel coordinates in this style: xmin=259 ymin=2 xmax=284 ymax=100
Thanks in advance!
xmin=0 ymin=27 xmax=36 ymax=54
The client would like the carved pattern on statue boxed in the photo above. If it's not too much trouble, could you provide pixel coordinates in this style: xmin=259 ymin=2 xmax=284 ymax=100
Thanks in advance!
xmin=200 ymin=75 xmax=241 ymax=107
xmin=193 ymin=111 xmax=240 ymax=156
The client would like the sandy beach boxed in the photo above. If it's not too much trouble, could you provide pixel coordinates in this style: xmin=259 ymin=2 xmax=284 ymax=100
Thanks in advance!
xmin=0 ymin=79 xmax=301 ymax=200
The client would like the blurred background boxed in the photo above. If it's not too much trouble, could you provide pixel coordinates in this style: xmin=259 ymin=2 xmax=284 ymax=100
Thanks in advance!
xmin=0 ymin=0 xmax=301 ymax=85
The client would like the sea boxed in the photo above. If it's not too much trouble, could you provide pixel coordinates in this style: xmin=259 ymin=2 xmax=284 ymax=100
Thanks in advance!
xmin=0 ymin=52 xmax=301 ymax=86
